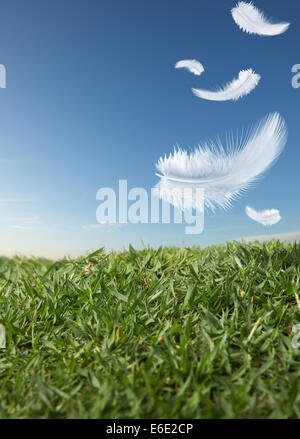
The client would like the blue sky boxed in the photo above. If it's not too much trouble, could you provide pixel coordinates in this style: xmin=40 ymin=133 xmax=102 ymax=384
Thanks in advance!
xmin=0 ymin=0 xmax=299 ymax=258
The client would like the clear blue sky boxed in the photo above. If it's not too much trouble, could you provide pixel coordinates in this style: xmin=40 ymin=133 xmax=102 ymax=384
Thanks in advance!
xmin=0 ymin=0 xmax=299 ymax=258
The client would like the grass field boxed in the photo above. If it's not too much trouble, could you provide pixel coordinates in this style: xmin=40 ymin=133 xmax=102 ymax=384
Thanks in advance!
xmin=0 ymin=240 xmax=300 ymax=419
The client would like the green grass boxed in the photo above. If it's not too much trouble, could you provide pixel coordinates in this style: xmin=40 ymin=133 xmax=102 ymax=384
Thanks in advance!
xmin=0 ymin=240 xmax=300 ymax=419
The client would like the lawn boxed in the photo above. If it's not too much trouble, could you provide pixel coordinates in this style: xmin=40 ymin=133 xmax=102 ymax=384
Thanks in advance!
xmin=0 ymin=240 xmax=300 ymax=418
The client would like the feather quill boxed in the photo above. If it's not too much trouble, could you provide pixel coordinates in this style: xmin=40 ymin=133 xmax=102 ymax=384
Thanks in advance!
xmin=175 ymin=59 xmax=204 ymax=76
xmin=192 ymin=69 xmax=260 ymax=101
xmin=231 ymin=2 xmax=290 ymax=36
xmin=155 ymin=112 xmax=287 ymax=211
xmin=245 ymin=206 xmax=281 ymax=226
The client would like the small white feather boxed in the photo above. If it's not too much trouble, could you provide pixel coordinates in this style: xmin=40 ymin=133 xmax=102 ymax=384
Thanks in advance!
xmin=245 ymin=206 xmax=281 ymax=226
xmin=155 ymin=112 xmax=287 ymax=211
xmin=175 ymin=59 xmax=204 ymax=76
xmin=231 ymin=2 xmax=290 ymax=36
xmin=192 ymin=69 xmax=260 ymax=102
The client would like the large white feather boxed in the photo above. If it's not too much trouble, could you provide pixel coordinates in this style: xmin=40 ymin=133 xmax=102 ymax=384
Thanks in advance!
xmin=245 ymin=206 xmax=281 ymax=226
xmin=231 ymin=2 xmax=290 ymax=36
xmin=192 ymin=69 xmax=260 ymax=102
xmin=175 ymin=59 xmax=204 ymax=76
xmin=155 ymin=113 xmax=287 ymax=211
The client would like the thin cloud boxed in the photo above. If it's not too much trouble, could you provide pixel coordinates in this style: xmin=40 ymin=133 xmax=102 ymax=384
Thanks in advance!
xmin=238 ymin=231 xmax=300 ymax=244
xmin=0 ymin=158 xmax=20 ymax=164
xmin=7 ymin=213 xmax=40 ymax=226
xmin=82 ymin=223 xmax=125 ymax=231
xmin=0 ymin=197 xmax=33 ymax=204
xmin=11 ymin=225 xmax=33 ymax=231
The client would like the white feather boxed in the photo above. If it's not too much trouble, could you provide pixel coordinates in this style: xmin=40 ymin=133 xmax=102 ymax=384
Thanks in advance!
xmin=245 ymin=206 xmax=282 ymax=226
xmin=155 ymin=112 xmax=287 ymax=211
xmin=175 ymin=59 xmax=204 ymax=76
xmin=192 ymin=69 xmax=260 ymax=102
xmin=231 ymin=2 xmax=290 ymax=36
